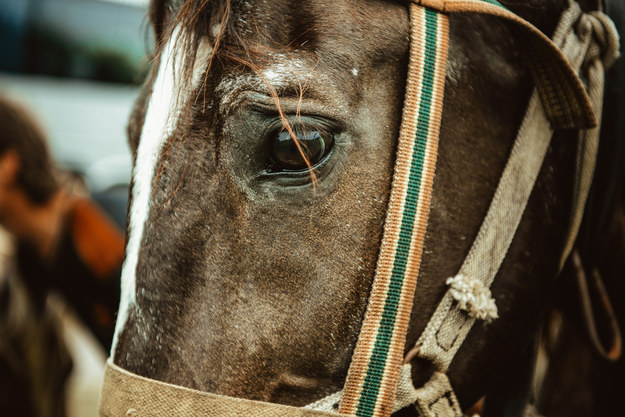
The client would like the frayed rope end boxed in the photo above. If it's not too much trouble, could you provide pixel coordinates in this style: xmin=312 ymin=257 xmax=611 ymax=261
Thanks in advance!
xmin=446 ymin=274 xmax=498 ymax=322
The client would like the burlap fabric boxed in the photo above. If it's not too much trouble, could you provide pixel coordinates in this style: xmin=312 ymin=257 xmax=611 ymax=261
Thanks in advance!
xmin=100 ymin=360 xmax=350 ymax=417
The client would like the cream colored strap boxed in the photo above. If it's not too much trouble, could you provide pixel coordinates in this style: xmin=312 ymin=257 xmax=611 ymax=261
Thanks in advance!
xmin=413 ymin=373 xmax=462 ymax=417
xmin=415 ymin=84 xmax=553 ymax=368
xmin=416 ymin=0 xmax=597 ymax=130
xmin=99 ymin=359 xmax=350 ymax=417
xmin=414 ymin=88 xmax=553 ymax=417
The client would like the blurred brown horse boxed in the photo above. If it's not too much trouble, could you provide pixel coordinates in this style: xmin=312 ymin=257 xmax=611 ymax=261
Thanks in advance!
xmin=110 ymin=0 xmax=622 ymax=415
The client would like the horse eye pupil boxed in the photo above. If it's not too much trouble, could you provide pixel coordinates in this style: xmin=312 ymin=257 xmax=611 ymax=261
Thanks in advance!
xmin=271 ymin=130 xmax=332 ymax=171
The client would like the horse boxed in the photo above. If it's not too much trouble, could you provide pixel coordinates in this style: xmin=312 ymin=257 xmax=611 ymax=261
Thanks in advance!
xmin=103 ymin=0 xmax=621 ymax=415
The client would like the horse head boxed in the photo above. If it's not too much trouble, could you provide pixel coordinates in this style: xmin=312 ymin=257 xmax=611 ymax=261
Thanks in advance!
xmin=108 ymin=0 xmax=617 ymax=414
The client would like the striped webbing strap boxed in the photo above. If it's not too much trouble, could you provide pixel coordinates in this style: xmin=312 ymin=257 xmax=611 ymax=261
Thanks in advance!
xmin=338 ymin=1 xmax=596 ymax=417
xmin=337 ymin=4 xmax=449 ymax=417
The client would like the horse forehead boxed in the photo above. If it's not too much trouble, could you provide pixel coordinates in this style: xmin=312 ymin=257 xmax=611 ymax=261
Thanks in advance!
xmin=210 ymin=1 xmax=410 ymax=115
xmin=213 ymin=57 xmax=352 ymax=117
xmin=236 ymin=0 xmax=409 ymax=58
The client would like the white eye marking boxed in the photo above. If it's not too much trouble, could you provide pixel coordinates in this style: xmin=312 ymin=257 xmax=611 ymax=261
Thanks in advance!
xmin=111 ymin=29 xmax=212 ymax=356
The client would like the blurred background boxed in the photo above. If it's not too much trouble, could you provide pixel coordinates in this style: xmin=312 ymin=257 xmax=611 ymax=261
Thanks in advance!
xmin=0 ymin=1 xmax=150 ymax=416
xmin=1 ymin=0 xmax=151 ymax=201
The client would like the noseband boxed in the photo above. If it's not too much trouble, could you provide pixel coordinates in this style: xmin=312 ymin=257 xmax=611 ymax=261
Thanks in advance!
xmin=99 ymin=1 xmax=619 ymax=416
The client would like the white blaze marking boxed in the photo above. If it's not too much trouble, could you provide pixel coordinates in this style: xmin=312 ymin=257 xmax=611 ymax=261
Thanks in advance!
xmin=111 ymin=30 xmax=212 ymax=355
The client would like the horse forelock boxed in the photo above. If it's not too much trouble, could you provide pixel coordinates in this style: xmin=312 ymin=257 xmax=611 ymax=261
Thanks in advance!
xmin=148 ymin=0 xmax=410 ymax=100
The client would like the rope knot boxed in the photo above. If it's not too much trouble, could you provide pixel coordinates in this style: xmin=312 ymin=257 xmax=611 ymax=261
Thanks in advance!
xmin=446 ymin=274 xmax=498 ymax=322
xmin=579 ymin=10 xmax=620 ymax=68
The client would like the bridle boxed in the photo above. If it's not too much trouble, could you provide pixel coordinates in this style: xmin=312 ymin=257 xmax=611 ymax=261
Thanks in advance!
xmin=99 ymin=1 xmax=619 ymax=416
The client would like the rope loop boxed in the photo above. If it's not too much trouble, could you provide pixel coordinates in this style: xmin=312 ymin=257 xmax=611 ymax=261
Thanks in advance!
xmin=585 ymin=11 xmax=620 ymax=68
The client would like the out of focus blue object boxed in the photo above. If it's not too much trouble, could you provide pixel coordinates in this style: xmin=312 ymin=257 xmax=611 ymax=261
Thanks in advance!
xmin=0 ymin=0 xmax=150 ymax=84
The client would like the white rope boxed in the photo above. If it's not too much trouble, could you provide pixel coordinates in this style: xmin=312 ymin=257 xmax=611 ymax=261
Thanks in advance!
xmin=446 ymin=275 xmax=498 ymax=322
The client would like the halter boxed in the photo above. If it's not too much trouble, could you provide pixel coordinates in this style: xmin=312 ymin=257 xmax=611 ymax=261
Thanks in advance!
xmin=99 ymin=1 xmax=619 ymax=416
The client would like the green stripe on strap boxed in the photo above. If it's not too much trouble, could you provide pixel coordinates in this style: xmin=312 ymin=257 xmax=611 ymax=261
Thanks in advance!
xmin=355 ymin=10 xmax=437 ymax=417
xmin=338 ymin=2 xmax=449 ymax=415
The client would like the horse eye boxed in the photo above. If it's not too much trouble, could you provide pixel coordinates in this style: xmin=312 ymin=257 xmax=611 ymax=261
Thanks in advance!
xmin=270 ymin=129 xmax=334 ymax=171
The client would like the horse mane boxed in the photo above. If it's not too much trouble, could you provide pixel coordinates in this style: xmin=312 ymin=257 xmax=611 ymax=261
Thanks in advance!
xmin=148 ymin=0 xmax=232 ymax=96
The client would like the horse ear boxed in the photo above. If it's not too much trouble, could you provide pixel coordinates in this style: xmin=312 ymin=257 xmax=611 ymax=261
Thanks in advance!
xmin=149 ymin=0 xmax=169 ymax=44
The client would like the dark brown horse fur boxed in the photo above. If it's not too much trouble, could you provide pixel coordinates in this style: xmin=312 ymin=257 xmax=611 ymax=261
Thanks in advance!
xmin=115 ymin=0 xmax=606 ymax=415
